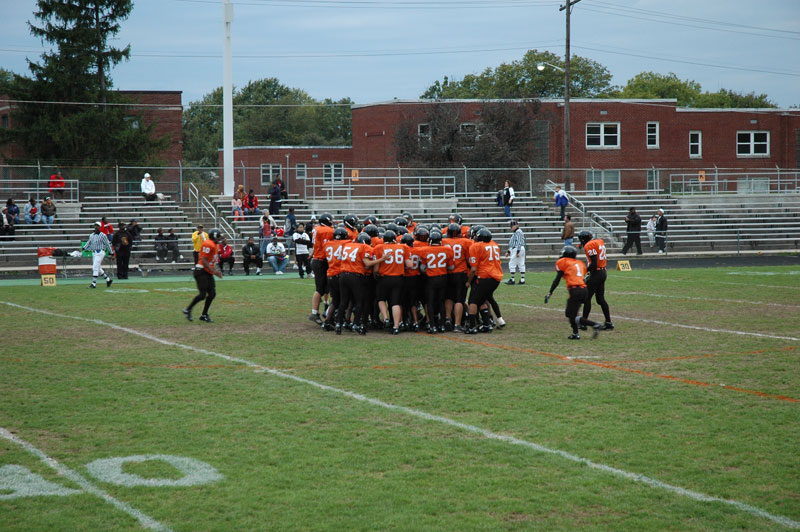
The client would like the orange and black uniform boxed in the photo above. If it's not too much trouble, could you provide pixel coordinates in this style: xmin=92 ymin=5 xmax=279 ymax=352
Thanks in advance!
xmin=421 ymin=245 xmax=454 ymax=329
xmin=403 ymin=242 xmax=427 ymax=316
xmin=187 ymin=239 xmax=218 ymax=316
xmin=468 ymin=240 xmax=503 ymax=306
xmin=582 ymin=238 xmax=612 ymax=323
xmin=444 ymin=236 xmax=471 ymax=305
xmin=374 ymin=243 xmax=407 ymax=308
xmin=322 ymin=239 xmax=347 ymax=326
xmin=551 ymin=257 xmax=599 ymax=334
xmin=311 ymin=224 xmax=334 ymax=295
xmin=336 ymin=241 xmax=373 ymax=327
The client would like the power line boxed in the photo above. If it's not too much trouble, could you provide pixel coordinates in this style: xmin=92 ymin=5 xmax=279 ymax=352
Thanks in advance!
xmin=170 ymin=0 xmax=559 ymax=8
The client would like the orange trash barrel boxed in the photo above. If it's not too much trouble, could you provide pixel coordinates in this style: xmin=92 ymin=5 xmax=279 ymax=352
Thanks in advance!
xmin=38 ymin=247 xmax=57 ymax=275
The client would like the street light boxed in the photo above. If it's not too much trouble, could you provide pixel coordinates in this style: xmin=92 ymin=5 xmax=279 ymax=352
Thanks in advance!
xmin=537 ymin=61 xmax=570 ymax=189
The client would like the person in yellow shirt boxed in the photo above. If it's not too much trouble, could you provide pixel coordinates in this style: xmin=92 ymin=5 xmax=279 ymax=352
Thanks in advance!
xmin=191 ymin=224 xmax=209 ymax=269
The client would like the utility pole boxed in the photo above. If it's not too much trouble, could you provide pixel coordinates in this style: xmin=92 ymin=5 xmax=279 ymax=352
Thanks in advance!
xmin=559 ymin=0 xmax=581 ymax=190
xmin=222 ymin=0 xmax=234 ymax=196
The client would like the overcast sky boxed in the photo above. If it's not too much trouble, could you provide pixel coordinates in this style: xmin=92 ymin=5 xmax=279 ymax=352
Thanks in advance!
xmin=1 ymin=0 xmax=799 ymax=108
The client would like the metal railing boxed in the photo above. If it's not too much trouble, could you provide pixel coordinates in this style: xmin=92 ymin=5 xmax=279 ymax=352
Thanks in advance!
xmin=0 ymin=179 xmax=81 ymax=202
xmin=298 ymin=174 xmax=457 ymax=200
xmin=197 ymin=194 xmax=238 ymax=249
xmin=544 ymin=179 xmax=615 ymax=243
xmin=669 ymin=169 xmax=800 ymax=194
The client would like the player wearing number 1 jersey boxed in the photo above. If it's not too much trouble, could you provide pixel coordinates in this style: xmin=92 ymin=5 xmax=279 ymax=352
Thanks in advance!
xmin=420 ymin=230 xmax=454 ymax=333
xmin=373 ymin=230 xmax=407 ymax=334
xmin=579 ymin=230 xmax=614 ymax=330
xmin=545 ymin=246 xmax=602 ymax=339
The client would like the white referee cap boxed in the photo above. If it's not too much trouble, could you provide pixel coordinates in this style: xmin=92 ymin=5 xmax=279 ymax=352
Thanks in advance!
xmin=95 ymin=221 xmax=102 ymax=226
xmin=144 ymin=172 xmax=151 ymax=178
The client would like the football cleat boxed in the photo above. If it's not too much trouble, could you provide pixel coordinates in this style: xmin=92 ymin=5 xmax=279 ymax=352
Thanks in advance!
xmin=357 ymin=325 xmax=367 ymax=336
xmin=391 ymin=328 xmax=400 ymax=335
xmin=88 ymin=283 xmax=96 ymax=288
xmin=183 ymin=308 xmax=193 ymax=322
xmin=106 ymin=279 xmax=113 ymax=287
xmin=592 ymin=324 xmax=602 ymax=339
xmin=603 ymin=322 xmax=615 ymax=330
xmin=323 ymin=322 xmax=335 ymax=331
xmin=519 ymin=279 xmax=525 ymax=285
xmin=453 ymin=325 xmax=464 ymax=333
xmin=464 ymin=327 xmax=478 ymax=335
xmin=568 ymin=333 xmax=581 ymax=340
xmin=335 ymin=323 xmax=342 ymax=335
xmin=478 ymin=325 xmax=493 ymax=333
xmin=308 ymin=313 xmax=323 ymax=325
xmin=505 ymin=279 xmax=515 ymax=285
xmin=199 ymin=314 xmax=213 ymax=323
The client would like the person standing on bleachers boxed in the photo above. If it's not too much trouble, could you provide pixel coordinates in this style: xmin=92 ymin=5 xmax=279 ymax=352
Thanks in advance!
xmin=141 ymin=172 xmax=157 ymax=201
xmin=621 ymin=207 xmax=643 ymax=255
xmin=646 ymin=215 xmax=657 ymax=249
xmin=100 ymin=216 xmax=114 ymax=240
xmin=128 ymin=219 xmax=142 ymax=250
xmin=655 ymin=209 xmax=668 ymax=254
xmin=554 ymin=185 xmax=569 ymax=221
xmin=562 ymin=215 xmax=575 ymax=247
xmin=48 ymin=171 xmax=65 ymax=200
xmin=112 ymin=222 xmax=133 ymax=279
xmin=259 ymin=214 xmax=274 ymax=259
xmin=268 ymin=181 xmax=282 ymax=215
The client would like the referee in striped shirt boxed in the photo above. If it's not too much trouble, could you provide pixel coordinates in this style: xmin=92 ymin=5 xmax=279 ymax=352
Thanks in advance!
xmin=83 ymin=222 xmax=113 ymax=288
xmin=505 ymin=219 xmax=526 ymax=285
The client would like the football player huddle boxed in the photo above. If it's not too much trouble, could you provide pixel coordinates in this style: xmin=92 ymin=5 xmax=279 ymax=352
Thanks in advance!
xmin=307 ymin=212 xmax=505 ymax=336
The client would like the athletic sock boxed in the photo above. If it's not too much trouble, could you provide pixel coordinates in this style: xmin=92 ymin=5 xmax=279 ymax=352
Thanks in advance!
xmin=480 ymin=309 xmax=492 ymax=326
xmin=468 ymin=314 xmax=477 ymax=329
xmin=311 ymin=309 xmax=319 ymax=315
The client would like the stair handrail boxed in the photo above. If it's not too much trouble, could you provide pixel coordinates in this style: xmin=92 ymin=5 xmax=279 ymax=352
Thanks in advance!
xmin=544 ymin=179 xmax=616 ymax=244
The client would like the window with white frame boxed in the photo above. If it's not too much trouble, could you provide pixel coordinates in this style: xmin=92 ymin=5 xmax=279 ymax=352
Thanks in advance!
xmin=689 ymin=131 xmax=702 ymax=159
xmin=586 ymin=122 xmax=620 ymax=149
xmin=585 ymin=169 xmax=620 ymax=194
xmin=460 ymin=123 xmax=477 ymax=148
xmin=323 ymin=163 xmax=344 ymax=184
xmin=260 ymin=163 xmax=281 ymax=185
xmin=736 ymin=130 xmax=769 ymax=157
xmin=647 ymin=169 xmax=660 ymax=191
xmin=646 ymin=122 xmax=659 ymax=149
xmin=295 ymin=163 xmax=307 ymax=180
xmin=418 ymin=123 xmax=431 ymax=148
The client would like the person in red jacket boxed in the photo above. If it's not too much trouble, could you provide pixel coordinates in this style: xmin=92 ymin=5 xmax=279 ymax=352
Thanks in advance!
xmin=218 ymin=237 xmax=235 ymax=274
xmin=243 ymin=189 xmax=261 ymax=217
xmin=48 ymin=171 xmax=65 ymax=199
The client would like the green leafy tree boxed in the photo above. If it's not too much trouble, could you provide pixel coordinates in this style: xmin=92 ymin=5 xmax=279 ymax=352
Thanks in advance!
xmin=182 ymin=78 xmax=352 ymax=166
xmin=421 ymin=50 xmax=616 ymax=99
xmin=0 ymin=0 xmax=167 ymax=164
xmin=615 ymin=71 xmax=776 ymax=108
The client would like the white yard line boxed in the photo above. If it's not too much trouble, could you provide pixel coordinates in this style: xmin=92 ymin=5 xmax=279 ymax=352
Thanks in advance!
xmin=0 ymin=427 xmax=172 ymax=532
xmin=619 ymin=274 xmax=800 ymax=290
xmin=2 ymin=301 xmax=798 ymax=529
xmin=503 ymin=301 xmax=800 ymax=342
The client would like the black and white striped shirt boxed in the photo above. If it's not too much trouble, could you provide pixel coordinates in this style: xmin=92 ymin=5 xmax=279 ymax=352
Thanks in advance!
xmin=508 ymin=228 xmax=525 ymax=251
xmin=84 ymin=232 xmax=112 ymax=253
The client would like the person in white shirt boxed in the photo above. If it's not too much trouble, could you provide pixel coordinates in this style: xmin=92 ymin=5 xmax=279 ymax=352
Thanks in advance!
xmin=646 ymin=215 xmax=657 ymax=249
xmin=292 ymin=223 xmax=312 ymax=278
xmin=265 ymin=236 xmax=289 ymax=274
xmin=141 ymin=172 xmax=157 ymax=201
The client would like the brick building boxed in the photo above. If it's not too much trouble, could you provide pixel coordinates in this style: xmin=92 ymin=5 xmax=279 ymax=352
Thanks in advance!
xmin=223 ymin=98 xmax=800 ymax=196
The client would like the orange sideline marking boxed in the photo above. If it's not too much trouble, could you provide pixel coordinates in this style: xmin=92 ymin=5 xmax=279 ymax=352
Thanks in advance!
xmin=429 ymin=334 xmax=800 ymax=404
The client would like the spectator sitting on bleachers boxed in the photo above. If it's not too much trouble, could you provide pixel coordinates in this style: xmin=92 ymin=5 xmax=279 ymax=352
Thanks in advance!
xmin=141 ymin=172 xmax=157 ymax=201
xmin=1 ymin=207 xmax=15 ymax=239
xmin=243 ymin=189 xmax=261 ymax=217
xmin=128 ymin=219 xmax=142 ymax=249
xmin=6 ymin=199 xmax=20 ymax=224
xmin=265 ymin=236 xmax=288 ymax=274
xmin=100 ymin=216 xmax=114 ymax=240
xmin=231 ymin=195 xmax=243 ymax=221
xmin=218 ymin=237 xmax=234 ymax=274
xmin=242 ymin=236 xmax=262 ymax=275
xmin=24 ymin=198 xmax=41 ymax=224
xmin=40 ymin=197 xmax=57 ymax=228
xmin=165 ymin=229 xmax=181 ymax=263
xmin=48 ymin=171 xmax=65 ymax=200
xmin=154 ymin=228 xmax=169 ymax=262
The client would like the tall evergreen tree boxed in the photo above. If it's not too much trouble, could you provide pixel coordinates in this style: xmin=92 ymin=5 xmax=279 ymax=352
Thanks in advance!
xmin=0 ymin=0 xmax=167 ymax=165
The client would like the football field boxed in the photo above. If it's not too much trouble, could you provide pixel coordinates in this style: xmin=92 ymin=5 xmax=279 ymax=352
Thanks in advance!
xmin=1 ymin=264 xmax=799 ymax=531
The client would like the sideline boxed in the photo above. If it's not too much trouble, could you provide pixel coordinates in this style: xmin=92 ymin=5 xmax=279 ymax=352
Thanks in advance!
xmin=502 ymin=301 xmax=800 ymax=342
xmin=0 ymin=427 xmax=172 ymax=532
xmin=2 ymin=301 xmax=798 ymax=530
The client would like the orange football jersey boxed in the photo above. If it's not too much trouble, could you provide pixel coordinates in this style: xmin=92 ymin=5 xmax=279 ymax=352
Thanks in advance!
xmin=324 ymin=240 xmax=347 ymax=277
xmin=375 ymin=243 xmax=407 ymax=276
xmin=469 ymin=241 xmax=503 ymax=281
xmin=583 ymin=239 xmax=607 ymax=269
xmin=340 ymin=242 xmax=373 ymax=275
xmin=555 ymin=257 xmax=587 ymax=289
xmin=444 ymin=237 xmax=472 ymax=273
xmin=421 ymin=245 xmax=454 ymax=277
xmin=312 ymin=225 xmax=334 ymax=259
xmin=198 ymin=239 xmax=219 ymax=274
xmin=404 ymin=244 xmax=427 ymax=277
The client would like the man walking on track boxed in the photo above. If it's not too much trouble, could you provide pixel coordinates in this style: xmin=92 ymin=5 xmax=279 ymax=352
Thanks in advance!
xmin=184 ymin=228 xmax=223 ymax=323
xmin=83 ymin=222 xmax=113 ymax=289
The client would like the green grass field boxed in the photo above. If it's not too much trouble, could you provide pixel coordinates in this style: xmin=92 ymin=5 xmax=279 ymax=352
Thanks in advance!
xmin=1 ymin=264 xmax=799 ymax=531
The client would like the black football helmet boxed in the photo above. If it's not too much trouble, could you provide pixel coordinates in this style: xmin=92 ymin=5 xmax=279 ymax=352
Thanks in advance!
xmin=578 ymin=230 xmax=593 ymax=246
xmin=363 ymin=215 xmax=378 ymax=226
xmin=394 ymin=216 xmax=408 ymax=227
xmin=208 ymin=228 xmax=222 ymax=243
xmin=356 ymin=232 xmax=371 ymax=245
xmin=333 ymin=227 xmax=349 ymax=240
xmin=343 ymin=214 xmax=358 ymax=230
xmin=382 ymin=229 xmax=397 ymax=243
xmin=561 ymin=245 xmax=578 ymax=259
xmin=363 ymin=224 xmax=379 ymax=238
xmin=446 ymin=223 xmax=461 ymax=238
xmin=469 ymin=224 xmax=486 ymax=240
xmin=428 ymin=230 xmax=443 ymax=245
xmin=449 ymin=213 xmax=463 ymax=225
xmin=477 ymin=228 xmax=492 ymax=243
xmin=429 ymin=223 xmax=441 ymax=233
xmin=414 ymin=226 xmax=429 ymax=243
xmin=318 ymin=213 xmax=333 ymax=227
xmin=400 ymin=233 xmax=415 ymax=247
xmin=396 ymin=226 xmax=408 ymax=235
xmin=402 ymin=212 xmax=413 ymax=222
xmin=386 ymin=223 xmax=400 ymax=233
